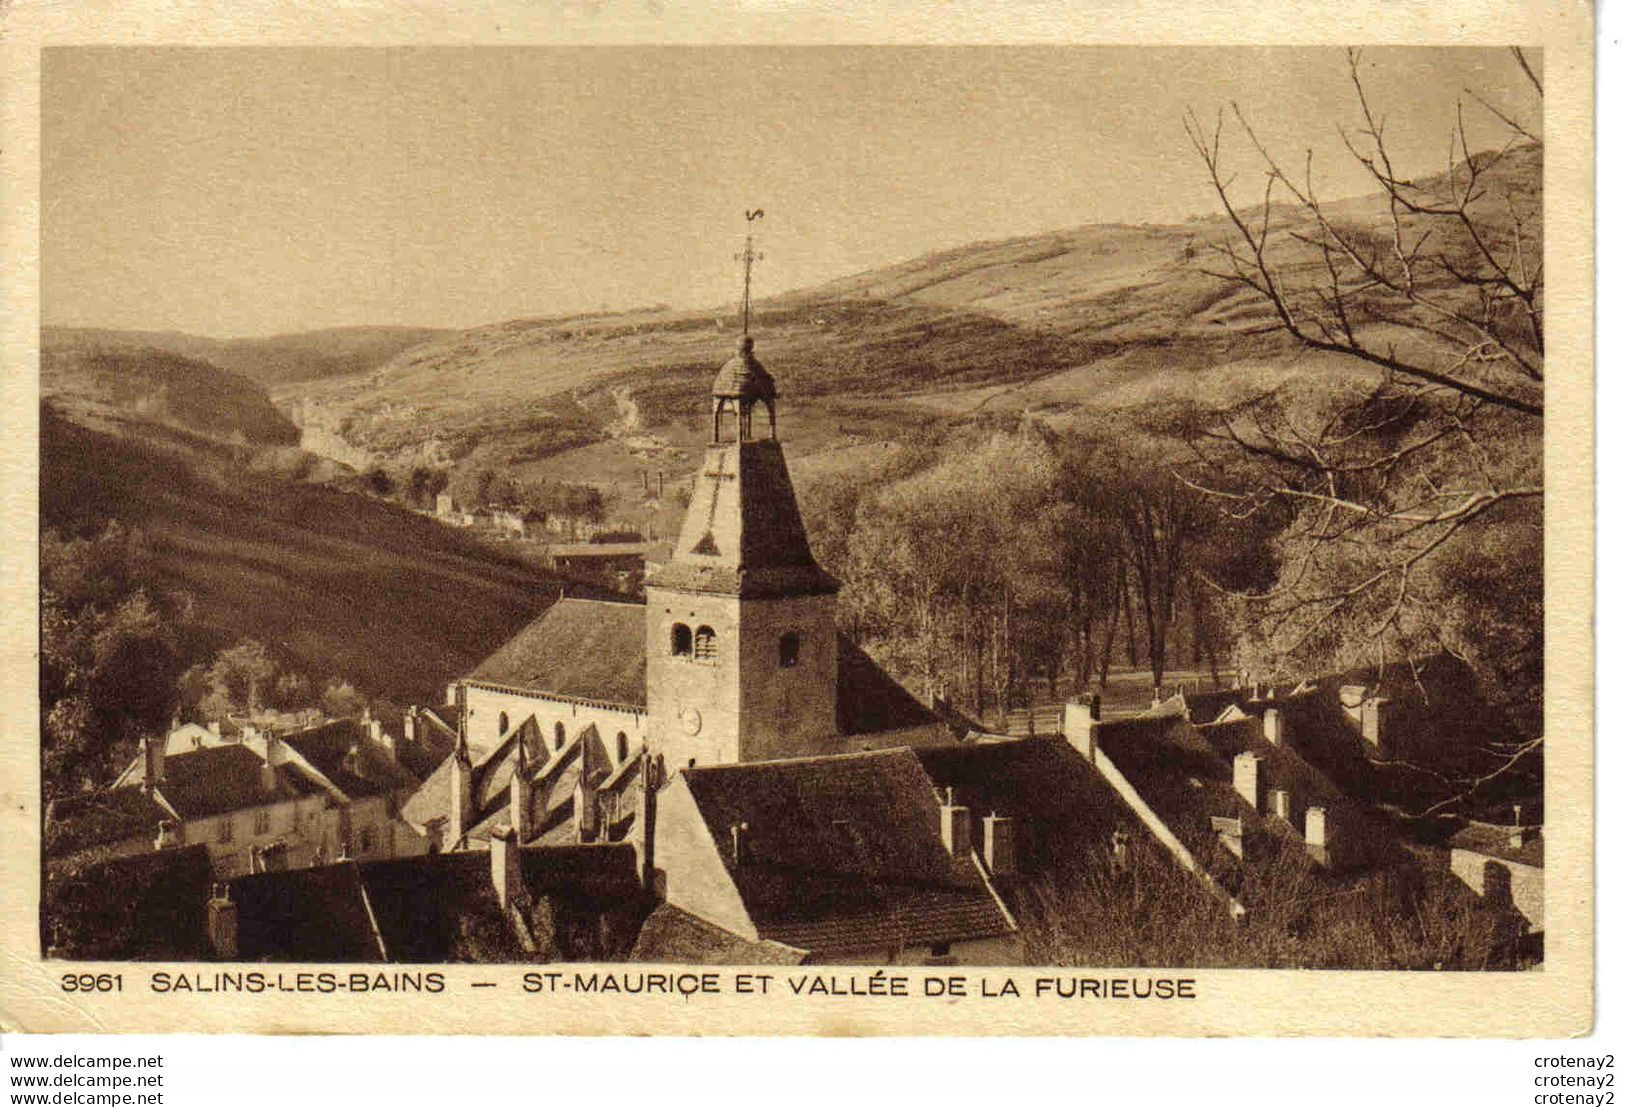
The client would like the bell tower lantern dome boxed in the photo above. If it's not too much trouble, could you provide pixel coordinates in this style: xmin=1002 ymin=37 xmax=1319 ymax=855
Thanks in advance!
xmin=712 ymin=335 xmax=777 ymax=443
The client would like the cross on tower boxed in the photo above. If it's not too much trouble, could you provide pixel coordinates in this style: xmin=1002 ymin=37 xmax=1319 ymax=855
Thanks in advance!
xmin=735 ymin=208 xmax=765 ymax=335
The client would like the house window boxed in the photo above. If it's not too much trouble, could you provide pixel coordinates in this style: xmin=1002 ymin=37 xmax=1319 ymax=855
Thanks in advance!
xmin=554 ymin=721 xmax=567 ymax=750
xmin=499 ymin=711 xmax=510 ymax=736
xmin=253 ymin=809 xmax=271 ymax=835
xmin=615 ymin=731 xmax=629 ymax=762
xmin=694 ymin=626 xmax=717 ymax=663
xmin=671 ymin=622 xmax=693 ymax=657
xmin=360 ymin=826 xmax=376 ymax=854
xmin=779 ymin=632 xmax=801 ymax=668
xmin=929 ymin=941 xmax=951 ymax=958
xmin=217 ymin=817 xmax=234 ymax=844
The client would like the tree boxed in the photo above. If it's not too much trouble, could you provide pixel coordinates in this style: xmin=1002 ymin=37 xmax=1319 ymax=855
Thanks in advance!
xmin=198 ymin=640 xmax=279 ymax=721
xmin=1181 ymin=48 xmax=1544 ymax=749
xmin=321 ymin=679 xmax=367 ymax=720
xmin=41 ymin=524 xmax=185 ymax=796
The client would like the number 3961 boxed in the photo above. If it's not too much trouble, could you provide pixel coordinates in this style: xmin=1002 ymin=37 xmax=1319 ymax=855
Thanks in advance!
xmin=61 ymin=973 xmax=123 ymax=993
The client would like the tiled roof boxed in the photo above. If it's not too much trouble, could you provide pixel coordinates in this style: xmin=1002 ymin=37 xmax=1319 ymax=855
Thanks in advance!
xmin=630 ymin=903 xmax=808 ymax=964
xmin=914 ymin=736 xmax=1146 ymax=878
xmin=836 ymin=636 xmax=940 ymax=736
xmin=150 ymin=744 xmax=321 ymax=820
xmin=283 ymin=720 xmax=419 ymax=799
xmin=230 ymin=862 xmax=385 ymax=962
xmin=1198 ymin=716 xmax=1402 ymax=871
xmin=356 ymin=845 xmax=647 ymax=962
xmin=402 ymin=718 xmax=618 ymax=847
xmin=546 ymin=542 xmax=656 ymax=559
xmin=1284 ymin=661 xmax=1538 ymax=822
xmin=1449 ymin=822 xmax=1544 ymax=868
xmin=647 ymin=440 xmax=839 ymax=600
xmin=43 ymin=844 xmax=214 ymax=960
xmin=467 ymin=598 xmax=647 ymax=707
xmin=680 ymin=750 xmax=1013 ymax=956
xmin=401 ymin=706 xmax=460 ymax=781
xmin=46 ymin=788 xmax=175 ymax=858
xmin=711 ymin=335 xmax=777 ymax=400
xmin=1093 ymin=715 xmax=1279 ymax=889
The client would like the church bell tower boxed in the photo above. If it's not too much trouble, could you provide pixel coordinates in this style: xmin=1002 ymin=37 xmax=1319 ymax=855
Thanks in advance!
xmin=644 ymin=212 xmax=839 ymax=767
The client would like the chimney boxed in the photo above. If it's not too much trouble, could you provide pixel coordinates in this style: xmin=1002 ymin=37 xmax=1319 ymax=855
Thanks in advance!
xmin=939 ymin=787 xmax=971 ymax=858
xmin=208 ymin=720 xmax=222 ymax=737
xmin=446 ymin=683 xmax=460 ymax=708
xmin=1232 ymin=752 xmax=1260 ymax=810
xmin=207 ymin=884 xmax=239 ymax=960
xmin=981 ymin=812 xmax=1016 ymax=877
xmin=1305 ymin=806 xmax=1329 ymax=865
xmin=1063 ymin=698 xmax=1100 ymax=762
xmin=259 ymin=734 xmax=280 ymax=794
xmin=490 ymin=825 xmax=523 ymax=911
xmin=1359 ymin=696 xmax=1389 ymax=757
xmin=1508 ymin=804 xmax=1526 ymax=850
xmin=368 ymin=717 xmax=384 ymax=745
xmin=403 ymin=708 xmax=418 ymax=748
xmin=1263 ymin=707 xmax=1285 ymax=747
xmin=141 ymin=734 xmax=166 ymax=786
xmin=510 ymin=740 xmax=534 ymax=843
xmin=1268 ymin=788 xmax=1291 ymax=821
xmin=154 ymin=819 xmax=182 ymax=851
xmin=730 ymin=822 xmax=751 ymax=866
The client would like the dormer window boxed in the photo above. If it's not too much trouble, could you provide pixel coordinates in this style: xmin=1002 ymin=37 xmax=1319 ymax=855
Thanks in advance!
xmin=693 ymin=626 xmax=717 ymax=664
xmin=779 ymin=632 xmax=800 ymax=668
xmin=554 ymin=721 xmax=567 ymax=750
xmin=498 ymin=712 xmax=510 ymax=736
xmin=671 ymin=623 xmax=693 ymax=657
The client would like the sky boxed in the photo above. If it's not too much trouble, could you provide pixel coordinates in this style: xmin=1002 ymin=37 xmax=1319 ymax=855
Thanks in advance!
xmin=41 ymin=46 xmax=1542 ymax=337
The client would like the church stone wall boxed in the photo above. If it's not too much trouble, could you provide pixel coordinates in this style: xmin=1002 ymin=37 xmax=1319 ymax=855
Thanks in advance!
xmin=645 ymin=588 xmax=743 ymax=768
xmin=737 ymin=592 xmax=838 ymax=762
xmin=462 ymin=684 xmax=645 ymax=763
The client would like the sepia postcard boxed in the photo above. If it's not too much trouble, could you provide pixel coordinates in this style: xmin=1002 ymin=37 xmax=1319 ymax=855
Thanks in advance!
xmin=0 ymin=0 xmax=1594 ymax=1037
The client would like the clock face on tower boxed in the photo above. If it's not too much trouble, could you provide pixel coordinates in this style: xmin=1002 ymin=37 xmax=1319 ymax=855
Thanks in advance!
xmin=679 ymin=707 xmax=703 ymax=736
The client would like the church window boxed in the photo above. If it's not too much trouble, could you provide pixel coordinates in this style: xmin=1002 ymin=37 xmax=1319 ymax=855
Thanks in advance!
xmin=615 ymin=731 xmax=629 ymax=762
xmin=694 ymin=626 xmax=717 ymax=663
xmin=498 ymin=712 xmax=510 ymax=736
xmin=779 ymin=632 xmax=801 ymax=668
xmin=554 ymin=721 xmax=567 ymax=750
xmin=671 ymin=623 xmax=693 ymax=657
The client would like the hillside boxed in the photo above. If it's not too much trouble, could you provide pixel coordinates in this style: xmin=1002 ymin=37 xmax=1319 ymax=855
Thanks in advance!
xmin=41 ymin=401 xmax=580 ymax=706
xmin=41 ymin=345 xmax=301 ymax=447
xmin=273 ymin=143 xmax=1540 ymax=499
xmin=42 ymin=325 xmax=450 ymax=389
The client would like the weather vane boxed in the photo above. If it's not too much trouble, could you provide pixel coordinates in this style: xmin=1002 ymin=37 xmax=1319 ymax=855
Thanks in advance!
xmin=736 ymin=208 xmax=765 ymax=336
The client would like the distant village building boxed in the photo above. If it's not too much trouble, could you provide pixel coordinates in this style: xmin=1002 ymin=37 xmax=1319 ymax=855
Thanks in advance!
xmin=53 ymin=715 xmax=428 ymax=879
xmin=543 ymin=542 xmax=657 ymax=578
